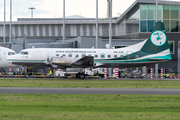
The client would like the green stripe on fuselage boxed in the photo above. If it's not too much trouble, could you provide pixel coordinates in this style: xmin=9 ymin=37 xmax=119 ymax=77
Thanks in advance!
xmin=7 ymin=59 xmax=45 ymax=63
xmin=95 ymin=54 xmax=171 ymax=63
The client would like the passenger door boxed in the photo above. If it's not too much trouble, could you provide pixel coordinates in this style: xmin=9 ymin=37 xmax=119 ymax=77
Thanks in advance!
xmin=126 ymin=51 xmax=133 ymax=64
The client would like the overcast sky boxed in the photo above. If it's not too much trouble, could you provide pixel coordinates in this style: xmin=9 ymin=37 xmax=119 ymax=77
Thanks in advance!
xmin=0 ymin=0 xmax=178 ymax=21
xmin=0 ymin=0 xmax=137 ymax=21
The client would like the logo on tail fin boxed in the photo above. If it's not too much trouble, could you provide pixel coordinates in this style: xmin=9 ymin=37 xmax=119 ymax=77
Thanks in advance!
xmin=150 ymin=30 xmax=167 ymax=46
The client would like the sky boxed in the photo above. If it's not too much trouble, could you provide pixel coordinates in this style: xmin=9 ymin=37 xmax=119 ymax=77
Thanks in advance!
xmin=0 ymin=0 xmax=137 ymax=21
xmin=0 ymin=0 xmax=178 ymax=21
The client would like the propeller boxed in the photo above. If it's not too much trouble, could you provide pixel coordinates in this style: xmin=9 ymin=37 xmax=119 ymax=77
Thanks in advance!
xmin=44 ymin=52 xmax=50 ymax=65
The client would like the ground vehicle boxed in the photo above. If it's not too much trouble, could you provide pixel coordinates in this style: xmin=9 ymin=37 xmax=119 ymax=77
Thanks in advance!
xmin=118 ymin=69 xmax=128 ymax=78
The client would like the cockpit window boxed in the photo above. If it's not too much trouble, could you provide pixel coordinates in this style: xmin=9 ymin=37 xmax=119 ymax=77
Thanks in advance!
xmin=20 ymin=51 xmax=28 ymax=55
xmin=24 ymin=52 xmax=28 ymax=55
xmin=8 ymin=52 xmax=16 ymax=55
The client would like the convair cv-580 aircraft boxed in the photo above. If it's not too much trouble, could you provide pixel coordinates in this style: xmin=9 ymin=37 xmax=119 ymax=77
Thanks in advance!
xmin=0 ymin=47 xmax=17 ymax=68
xmin=7 ymin=22 xmax=172 ymax=79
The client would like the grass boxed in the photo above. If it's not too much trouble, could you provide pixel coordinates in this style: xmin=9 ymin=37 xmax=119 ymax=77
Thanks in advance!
xmin=0 ymin=94 xmax=180 ymax=120
xmin=0 ymin=79 xmax=180 ymax=88
xmin=0 ymin=79 xmax=179 ymax=119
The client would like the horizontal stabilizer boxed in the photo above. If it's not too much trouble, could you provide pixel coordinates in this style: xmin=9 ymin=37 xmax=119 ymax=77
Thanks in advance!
xmin=148 ymin=58 xmax=165 ymax=60
xmin=148 ymin=54 xmax=172 ymax=61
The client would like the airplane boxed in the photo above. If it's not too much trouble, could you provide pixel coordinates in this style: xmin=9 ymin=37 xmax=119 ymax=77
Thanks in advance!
xmin=0 ymin=47 xmax=17 ymax=68
xmin=6 ymin=21 xmax=172 ymax=79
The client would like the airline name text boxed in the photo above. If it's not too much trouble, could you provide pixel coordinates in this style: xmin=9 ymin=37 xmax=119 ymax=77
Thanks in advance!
xmin=56 ymin=51 xmax=96 ymax=53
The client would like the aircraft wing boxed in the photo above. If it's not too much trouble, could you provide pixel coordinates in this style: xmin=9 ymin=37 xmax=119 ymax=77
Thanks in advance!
xmin=72 ymin=56 xmax=94 ymax=67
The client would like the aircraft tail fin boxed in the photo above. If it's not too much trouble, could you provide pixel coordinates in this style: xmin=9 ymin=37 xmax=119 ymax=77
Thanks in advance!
xmin=141 ymin=21 xmax=170 ymax=54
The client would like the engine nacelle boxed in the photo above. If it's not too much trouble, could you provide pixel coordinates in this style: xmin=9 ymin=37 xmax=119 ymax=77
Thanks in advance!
xmin=51 ymin=57 xmax=77 ymax=67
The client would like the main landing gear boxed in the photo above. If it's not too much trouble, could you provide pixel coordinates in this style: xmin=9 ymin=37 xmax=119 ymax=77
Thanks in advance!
xmin=76 ymin=72 xmax=85 ymax=79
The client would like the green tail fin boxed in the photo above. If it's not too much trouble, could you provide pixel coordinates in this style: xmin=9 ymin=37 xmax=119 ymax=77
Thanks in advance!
xmin=140 ymin=21 xmax=169 ymax=54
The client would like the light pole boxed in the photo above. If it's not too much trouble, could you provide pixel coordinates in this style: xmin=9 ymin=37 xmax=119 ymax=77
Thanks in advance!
xmin=155 ymin=0 xmax=158 ymax=78
xmin=156 ymin=0 xmax=158 ymax=22
xmin=109 ymin=0 xmax=112 ymax=49
xmin=4 ymin=0 xmax=6 ymax=43
xmin=63 ymin=0 xmax=65 ymax=42
xmin=109 ymin=0 xmax=112 ymax=77
xmin=96 ymin=0 xmax=98 ymax=48
xmin=10 ymin=0 xmax=12 ymax=43
xmin=29 ymin=7 xmax=35 ymax=18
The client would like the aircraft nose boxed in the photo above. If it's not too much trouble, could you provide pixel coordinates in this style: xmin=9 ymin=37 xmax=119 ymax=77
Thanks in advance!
xmin=6 ymin=55 xmax=14 ymax=63
xmin=6 ymin=55 xmax=19 ymax=67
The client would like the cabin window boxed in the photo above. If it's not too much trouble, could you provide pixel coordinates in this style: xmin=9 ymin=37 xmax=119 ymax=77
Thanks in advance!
xmin=68 ymin=54 xmax=72 ymax=57
xmin=81 ymin=54 xmax=86 ymax=58
xmin=120 ymin=55 xmax=124 ymax=58
xmin=101 ymin=53 xmax=105 ymax=59
xmin=75 ymin=54 xmax=79 ymax=57
xmin=108 ymin=55 xmax=111 ymax=58
xmin=95 ymin=55 xmax=98 ymax=58
xmin=114 ymin=55 xmax=117 ymax=58
xmin=62 ymin=54 xmax=66 ymax=57
xmin=56 ymin=54 xmax=59 ymax=56
xmin=88 ymin=54 xmax=91 ymax=56
xmin=20 ymin=51 xmax=28 ymax=55
xmin=25 ymin=52 xmax=28 ymax=55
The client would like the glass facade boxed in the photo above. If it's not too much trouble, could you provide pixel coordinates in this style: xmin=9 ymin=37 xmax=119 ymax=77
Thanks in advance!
xmin=140 ymin=5 xmax=147 ymax=19
xmin=139 ymin=5 xmax=180 ymax=32
xmin=128 ymin=9 xmax=140 ymax=20
xmin=171 ymin=20 xmax=178 ymax=32
xmin=171 ymin=6 xmax=178 ymax=19
xmin=126 ymin=4 xmax=180 ymax=34
xmin=140 ymin=5 xmax=162 ymax=32
xmin=163 ymin=5 xmax=170 ymax=19
xmin=140 ymin=20 xmax=147 ymax=32
xmin=164 ymin=20 xmax=170 ymax=31
xmin=148 ymin=5 xmax=155 ymax=19
xmin=163 ymin=5 xmax=179 ymax=32
xmin=148 ymin=20 xmax=155 ymax=32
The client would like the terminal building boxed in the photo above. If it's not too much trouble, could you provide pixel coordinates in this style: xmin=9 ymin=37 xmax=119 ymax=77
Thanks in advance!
xmin=0 ymin=0 xmax=180 ymax=74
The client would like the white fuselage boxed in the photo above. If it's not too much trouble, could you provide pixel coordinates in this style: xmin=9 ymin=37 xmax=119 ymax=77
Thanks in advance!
xmin=0 ymin=47 xmax=17 ymax=68
xmin=6 ymin=39 xmax=171 ymax=68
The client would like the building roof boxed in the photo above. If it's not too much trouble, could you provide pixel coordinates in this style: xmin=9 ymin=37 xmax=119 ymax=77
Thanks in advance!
xmin=116 ymin=0 xmax=180 ymax=24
